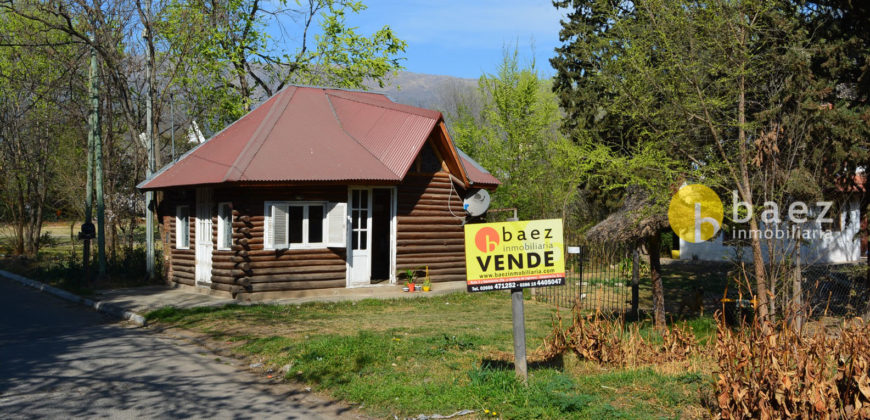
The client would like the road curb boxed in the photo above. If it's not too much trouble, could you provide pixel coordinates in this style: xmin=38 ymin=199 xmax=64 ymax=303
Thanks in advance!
xmin=0 ymin=269 xmax=147 ymax=326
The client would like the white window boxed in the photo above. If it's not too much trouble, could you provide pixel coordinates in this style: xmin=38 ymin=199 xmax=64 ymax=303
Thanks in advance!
xmin=264 ymin=201 xmax=347 ymax=250
xmin=175 ymin=206 xmax=190 ymax=249
xmin=217 ymin=202 xmax=233 ymax=250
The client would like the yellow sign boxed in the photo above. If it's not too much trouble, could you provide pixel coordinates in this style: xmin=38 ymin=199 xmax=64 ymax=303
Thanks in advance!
xmin=464 ymin=219 xmax=566 ymax=292
xmin=668 ymin=184 xmax=723 ymax=243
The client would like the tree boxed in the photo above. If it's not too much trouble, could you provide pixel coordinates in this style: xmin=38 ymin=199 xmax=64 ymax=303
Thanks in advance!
xmin=160 ymin=0 xmax=407 ymax=128
xmin=448 ymin=48 xmax=586 ymax=223
xmin=1 ymin=0 xmax=407 ymax=275
xmin=551 ymin=0 xmax=870 ymax=321
xmin=0 ymin=6 xmax=84 ymax=257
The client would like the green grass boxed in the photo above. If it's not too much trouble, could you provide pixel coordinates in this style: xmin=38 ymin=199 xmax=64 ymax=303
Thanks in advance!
xmin=148 ymin=293 xmax=714 ymax=419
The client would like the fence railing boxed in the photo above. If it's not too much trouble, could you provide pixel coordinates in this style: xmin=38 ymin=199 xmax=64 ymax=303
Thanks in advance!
xmin=798 ymin=263 xmax=869 ymax=319
xmin=534 ymin=239 xmax=639 ymax=315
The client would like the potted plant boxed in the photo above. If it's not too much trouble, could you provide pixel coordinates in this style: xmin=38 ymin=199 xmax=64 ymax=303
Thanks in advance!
xmin=422 ymin=276 xmax=431 ymax=292
xmin=403 ymin=268 xmax=417 ymax=292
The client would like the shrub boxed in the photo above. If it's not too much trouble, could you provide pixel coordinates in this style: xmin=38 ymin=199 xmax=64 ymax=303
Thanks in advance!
xmin=713 ymin=317 xmax=870 ymax=419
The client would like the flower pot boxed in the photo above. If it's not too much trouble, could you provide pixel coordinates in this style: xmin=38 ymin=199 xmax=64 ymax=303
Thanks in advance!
xmin=423 ymin=286 xmax=431 ymax=292
xmin=408 ymin=283 xmax=415 ymax=292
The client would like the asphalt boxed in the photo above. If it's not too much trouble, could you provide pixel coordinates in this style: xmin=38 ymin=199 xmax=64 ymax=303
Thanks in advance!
xmin=0 ymin=277 xmax=358 ymax=419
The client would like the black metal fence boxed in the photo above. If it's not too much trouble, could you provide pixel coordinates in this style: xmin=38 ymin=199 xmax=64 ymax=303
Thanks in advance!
xmin=534 ymin=239 xmax=639 ymax=314
xmin=534 ymin=236 xmax=869 ymax=321
xmin=797 ymin=263 xmax=869 ymax=319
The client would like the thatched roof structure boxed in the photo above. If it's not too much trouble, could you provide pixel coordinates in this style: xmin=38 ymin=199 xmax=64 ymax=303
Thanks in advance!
xmin=584 ymin=190 xmax=669 ymax=244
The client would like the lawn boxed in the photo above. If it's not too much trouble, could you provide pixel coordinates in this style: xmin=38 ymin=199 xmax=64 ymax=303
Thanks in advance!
xmin=147 ymin=292 xmax=716 ymax=419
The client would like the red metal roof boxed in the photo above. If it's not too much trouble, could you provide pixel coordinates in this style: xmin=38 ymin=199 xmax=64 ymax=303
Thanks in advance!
xmin=139 ymin=86 xmax=498 ymax=190
xmin=458 ymin=149 xmax=500 ymax=188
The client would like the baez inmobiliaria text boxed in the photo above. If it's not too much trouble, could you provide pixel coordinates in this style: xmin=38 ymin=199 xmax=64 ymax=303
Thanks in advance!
xmin=729 ymin=191 xmax=836 ymax=241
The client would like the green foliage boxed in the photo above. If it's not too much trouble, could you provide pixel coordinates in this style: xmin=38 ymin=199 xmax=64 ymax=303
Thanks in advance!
xmin=449 ymin=48 xmax=591 ymax=223
xmin=0 ymin=8 xmax=85 ymax=256
xmin=159 ymin=0 xmax=407 ymax=131
xmin=552 ymin=0 xmax=869 ymax=208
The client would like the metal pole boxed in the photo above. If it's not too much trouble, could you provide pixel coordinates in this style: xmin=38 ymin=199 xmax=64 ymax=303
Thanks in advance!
xmin=511 ymin=288 xmax=528 ymax=383
xmin=144 ymin=0 xmax=156 ymax=280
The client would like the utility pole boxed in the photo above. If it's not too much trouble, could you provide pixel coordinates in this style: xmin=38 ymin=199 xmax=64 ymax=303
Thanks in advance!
xmin=82 ymin=42 xmax=96 ymax=284
xmin=143 ymin=0 xmax=156 ymax=280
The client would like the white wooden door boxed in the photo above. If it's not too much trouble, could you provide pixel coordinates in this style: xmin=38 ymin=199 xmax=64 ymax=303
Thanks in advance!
xmin=348 ymin=188 xmax=372 ymax=286
xmin=195 ymin=188 xmax=213 ymax=286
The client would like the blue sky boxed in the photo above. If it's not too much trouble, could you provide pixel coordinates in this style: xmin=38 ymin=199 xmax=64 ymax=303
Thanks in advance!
xmin=269 ymin=0 xmax=566 ymax=79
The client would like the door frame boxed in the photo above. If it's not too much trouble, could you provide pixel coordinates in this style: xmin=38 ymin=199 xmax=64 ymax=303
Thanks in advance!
xmin=345 ymin=186 xmax=397 ymax=287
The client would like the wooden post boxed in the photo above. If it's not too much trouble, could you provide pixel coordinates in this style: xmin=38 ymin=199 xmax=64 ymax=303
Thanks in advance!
xmin=631 ymin=248 xmax=640 ymax=319
xmin=511 ymin=287 xmax=527 ymax=383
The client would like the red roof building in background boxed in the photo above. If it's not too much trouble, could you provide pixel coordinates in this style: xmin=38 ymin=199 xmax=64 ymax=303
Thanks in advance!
xmin=144 ymin=85 xmax=499 ymax=299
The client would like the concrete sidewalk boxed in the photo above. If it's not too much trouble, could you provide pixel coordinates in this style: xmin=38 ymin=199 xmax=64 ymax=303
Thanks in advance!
xmin=2 ymin=267 xmax=467 ymax=325
xmin=92 ymin=280 xmax=468 ymax=318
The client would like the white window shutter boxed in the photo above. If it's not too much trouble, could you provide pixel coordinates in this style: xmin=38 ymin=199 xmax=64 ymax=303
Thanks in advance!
xmin=272 ymin=204 xmax=288 ymax=249
xmin=326 ymin=202 xmax=347 ymax=248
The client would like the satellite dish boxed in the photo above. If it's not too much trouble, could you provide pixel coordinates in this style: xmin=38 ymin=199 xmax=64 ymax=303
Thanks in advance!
xmin=463 ymin=189 xmax=491 ymax=217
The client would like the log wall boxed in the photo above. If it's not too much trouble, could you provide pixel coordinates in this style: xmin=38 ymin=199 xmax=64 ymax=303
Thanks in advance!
xmin=161 ymin=190 xmax=196 ymax=287
xmin=396 ymin=172 xmax=468 ymax=283
xmin=156 ymin=137 xmax=483 ymax=295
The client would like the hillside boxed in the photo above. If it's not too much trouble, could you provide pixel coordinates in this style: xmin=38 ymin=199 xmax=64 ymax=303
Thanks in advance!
xmin=366 ymin=71 xmax=478 ymax=115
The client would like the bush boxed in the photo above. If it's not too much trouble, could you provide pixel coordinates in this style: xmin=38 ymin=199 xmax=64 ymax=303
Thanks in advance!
xmin=530 ymin=304 xmax=699 ymax=367
xmin=713 ymin=317 xmax=870 ymax=418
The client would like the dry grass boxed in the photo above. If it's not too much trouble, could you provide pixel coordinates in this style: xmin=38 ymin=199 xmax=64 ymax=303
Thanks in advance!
xmin=714 ymin=317 xmax=870 ymax=419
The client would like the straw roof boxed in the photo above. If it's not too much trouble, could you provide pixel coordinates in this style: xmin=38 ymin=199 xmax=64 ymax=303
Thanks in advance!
xmin=583 ymin=189 xmax=669 ymax=244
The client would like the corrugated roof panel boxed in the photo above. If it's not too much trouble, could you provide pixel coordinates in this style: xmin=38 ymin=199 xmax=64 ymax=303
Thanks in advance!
xmin=238 ymin=88 xmax=398 ymax=182
xmin=457 ymin=148 xmax=501 ymax=187
xmin=380 ymin=115 xmax=438 ymax=177
xmin=138 ymin=85 xmax=496 ymax=190
xmin=140 ymin=92 xmax=281 ymax=189
xmin=357 ymin=111 xmax=407 ymax=160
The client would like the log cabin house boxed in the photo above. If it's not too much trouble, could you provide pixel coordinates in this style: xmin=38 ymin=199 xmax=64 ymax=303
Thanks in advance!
xmin=138 ymin=86 xmax=499 ymax=299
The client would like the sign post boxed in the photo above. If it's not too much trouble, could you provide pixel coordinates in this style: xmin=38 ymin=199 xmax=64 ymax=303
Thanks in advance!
xmin=464 ymin=219 xmax=566 ymax=383
xmin=510 ymin=287 xmax=527 ymax=381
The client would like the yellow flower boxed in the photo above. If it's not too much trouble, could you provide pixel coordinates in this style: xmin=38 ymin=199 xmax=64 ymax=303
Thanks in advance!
xmin=484 ymin=409 xmax=490 ymax=414
xmin=492 ymin=412 xmax=498 ymax=416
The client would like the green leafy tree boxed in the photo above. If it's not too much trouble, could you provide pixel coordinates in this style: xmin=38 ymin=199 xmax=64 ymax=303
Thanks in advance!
xmin=552 ymin=0 xmax=870 ymax=320
xmin=160 ymin=0 xmax=407 ymax=128
xmin=449 ymin=48 xmax=587 ymax=223
xmin=0 ymin=7 xmax=84 ymax=256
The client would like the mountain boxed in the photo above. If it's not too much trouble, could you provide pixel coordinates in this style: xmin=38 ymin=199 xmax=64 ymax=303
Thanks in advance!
xmin=366 ymin=71 xmax=479 ymax=116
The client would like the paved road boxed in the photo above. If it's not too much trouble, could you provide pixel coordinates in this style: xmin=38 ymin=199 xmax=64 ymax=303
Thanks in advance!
xmin=0 ymin=278 xmax=356 ymax=419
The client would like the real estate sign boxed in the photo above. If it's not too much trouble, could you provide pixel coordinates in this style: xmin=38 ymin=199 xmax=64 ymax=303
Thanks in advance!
xmin=463 ymin=219 xmax=566 ymax=292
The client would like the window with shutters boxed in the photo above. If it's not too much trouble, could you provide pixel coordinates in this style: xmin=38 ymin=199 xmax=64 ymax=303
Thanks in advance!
xmin=265 ymin=201 xmax=344 ymax=250
xmin=176 ymin=206 xmax=190 ymax=249
xmin=217 ymin=202 xmax=233 ymax=250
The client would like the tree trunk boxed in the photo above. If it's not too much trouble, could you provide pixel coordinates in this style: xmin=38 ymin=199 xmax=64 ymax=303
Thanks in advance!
xmin=792 ymin=228 xmax=803 ymax=332
xmin=648 ymin=232 xmax=665 ymax=331
xmin=735 ymin=27 xmax=769 ymax=320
